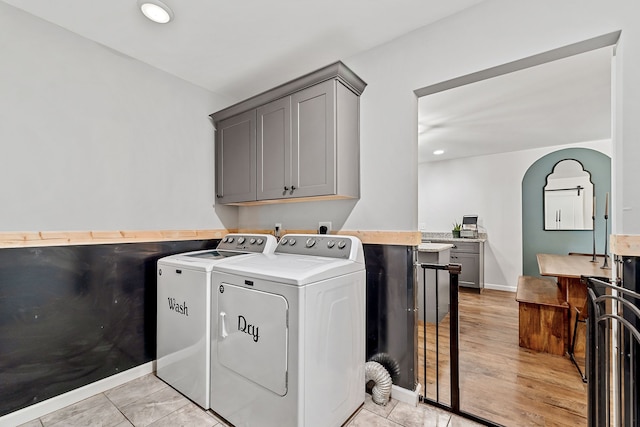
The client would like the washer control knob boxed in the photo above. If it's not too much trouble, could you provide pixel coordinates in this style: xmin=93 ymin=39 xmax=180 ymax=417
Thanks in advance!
xmin=227 ymin=237 xmax=234 ymax=243
xmin=327 ymin=240 xmax=336 ymax=248
xmin=306 ymin=238 xmax=316 ymax=248
xmin=238 ymin=237 xmax=245 ymax=244
xmin=256 ymin=238 xmax=264 ymax=245
xmin=249 ymin=238 xmax=256 ymax=244
xmin=337 ymin=240 xmax=347 ymax=249
xmin=289 ymin=238 xmax=296 ymax=246
xmin=222 ymin=237 xmax=228 ymax=243
xmin=280 ymin=238 xmax=288 ymax=245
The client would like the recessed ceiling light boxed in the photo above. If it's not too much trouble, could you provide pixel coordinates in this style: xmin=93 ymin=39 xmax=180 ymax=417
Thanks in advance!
xmin=433 ymin=150 xmax=445 ymax=156
xmin=138 ymin=0 xmax=174 ymax=24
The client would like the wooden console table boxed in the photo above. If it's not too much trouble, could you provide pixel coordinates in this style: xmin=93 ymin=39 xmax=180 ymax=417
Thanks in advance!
xmin=536 ymin=253 xmax=613 ymax=356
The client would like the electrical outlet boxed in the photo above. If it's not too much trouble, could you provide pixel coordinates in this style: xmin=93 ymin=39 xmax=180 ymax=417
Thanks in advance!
xmin=274 ymin=223 xmax=282 ymax=238
xmin=318 ymin=221 xmax=332 ymax=234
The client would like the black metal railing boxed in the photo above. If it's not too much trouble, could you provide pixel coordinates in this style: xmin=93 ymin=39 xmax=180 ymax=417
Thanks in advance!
xmin=418 ymin=262 xmax=501 ymax=427
xmin=586 ymin=271 xmax=640 ymax=427
xmin=418 ymin=262 xmax=460 ymax=410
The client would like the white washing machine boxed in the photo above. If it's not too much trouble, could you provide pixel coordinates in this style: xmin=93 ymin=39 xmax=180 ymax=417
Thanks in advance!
xmin=210 ymin=234 xmax=366 ymax=427
xmin=156 ymin=234 xmax=277 ymax=409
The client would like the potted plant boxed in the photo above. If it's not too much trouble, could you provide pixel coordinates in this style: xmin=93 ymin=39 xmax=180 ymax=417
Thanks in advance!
xmin=452 ymin=221 xmax=461 ymax=238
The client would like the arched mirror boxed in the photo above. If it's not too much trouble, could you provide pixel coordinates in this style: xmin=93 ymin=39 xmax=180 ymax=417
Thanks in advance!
xmin=544 ymin=159 xmax=594 ymax=230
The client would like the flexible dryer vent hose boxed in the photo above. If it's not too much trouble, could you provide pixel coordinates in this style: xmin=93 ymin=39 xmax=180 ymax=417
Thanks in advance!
xmin=368 ymin=352 xmax=401 ymax=384
xmin=365 ymin=361 xmax=392 ymax=405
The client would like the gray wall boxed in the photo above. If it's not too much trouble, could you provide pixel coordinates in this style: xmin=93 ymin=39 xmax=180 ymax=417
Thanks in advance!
xmin=343 ymin=0 xmax=638 ymax=236
xmin=3 ymin=1 xmax=640 ymax=237
xmin=522 ymin=148 xmax=611 ymax=276
xmin=0 ymin=3 xmax=236 ymax=232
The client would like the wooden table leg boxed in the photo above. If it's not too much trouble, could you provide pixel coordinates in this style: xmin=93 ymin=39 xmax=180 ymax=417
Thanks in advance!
xmin=558 ymin=276 xmax=588 ymax=358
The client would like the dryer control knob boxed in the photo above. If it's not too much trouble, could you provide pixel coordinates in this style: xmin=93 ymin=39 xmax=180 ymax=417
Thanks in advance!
xmin=289 ymin=238 xmax=296 ymax=246
xmin=327 ymin=240 xmax=336 ymax=248
xmin=238 ymin=237 xmax=245 ymax=244
xmin=337 ymin=240 xmax=347 ymax=249
xmin=280 ymin=238 xmax=288 ymax=245
xmin=306 ymin=238 xmax=316 ymax=248
xmin=249 ymin=238 xmax=256 ymax=244
xmin=256 ymin=238 xmax=264 ymax=245
xmin=227 ymin=237 xmax=234 ymax=243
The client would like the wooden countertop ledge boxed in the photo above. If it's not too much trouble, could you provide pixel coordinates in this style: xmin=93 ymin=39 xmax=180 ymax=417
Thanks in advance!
xmin=0 ymin=229 xmax=422 ymax=248
xmin=611 ymin=234 xmax=640 ymax=257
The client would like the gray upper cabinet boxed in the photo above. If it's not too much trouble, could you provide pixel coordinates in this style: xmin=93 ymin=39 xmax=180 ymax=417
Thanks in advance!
xmin=211 ymin=61 xmax=366 ymax=205
xmin=215 ymin=110 xmax=256 ymax=204
xmin=257 ymin=97 xmax=291 ymax=200
xmin=290 ymin=79 xmax=336 ymax=199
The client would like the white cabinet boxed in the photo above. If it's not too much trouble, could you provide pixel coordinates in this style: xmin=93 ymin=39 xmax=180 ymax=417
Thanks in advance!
xmin=211 ymin=62 xmax=365 ymax=205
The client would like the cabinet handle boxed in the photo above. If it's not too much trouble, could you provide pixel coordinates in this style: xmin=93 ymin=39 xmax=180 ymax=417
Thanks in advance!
xmin=216 ymin=194 xmax=222 ymax=198
xmin=290 ymin=185 xmax=296 ymax=194
xmin=284 ymin=186 xmax=289 ymax=191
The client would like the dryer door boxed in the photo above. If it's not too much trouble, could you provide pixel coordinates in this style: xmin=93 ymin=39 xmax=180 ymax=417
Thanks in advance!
xmin=217 ymin=283 xmax=288 ymax=396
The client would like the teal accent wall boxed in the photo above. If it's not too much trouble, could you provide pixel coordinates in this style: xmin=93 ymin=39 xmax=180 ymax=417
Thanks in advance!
xmin=522 ymin=148 xmax=611 ymax=277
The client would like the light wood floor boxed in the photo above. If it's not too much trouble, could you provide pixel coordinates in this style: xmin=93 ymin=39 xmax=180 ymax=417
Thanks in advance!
xmin=418 ymin=289 xmax=588 ymax=427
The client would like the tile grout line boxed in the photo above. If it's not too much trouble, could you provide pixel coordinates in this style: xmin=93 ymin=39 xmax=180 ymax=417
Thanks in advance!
xmin=144 ymin=401 xmax=192 ymax=427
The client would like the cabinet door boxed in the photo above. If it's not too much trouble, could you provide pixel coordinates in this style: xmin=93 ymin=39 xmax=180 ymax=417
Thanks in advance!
xmin=257 ymin=97 xmax=291 ymax=201
xmin=451 ymin=252 xmax=479 ymax=288
xmin=290 ymin=79 xmax=336 ymax=198
xmin=215 ymin=110 xmax=257 ymax=203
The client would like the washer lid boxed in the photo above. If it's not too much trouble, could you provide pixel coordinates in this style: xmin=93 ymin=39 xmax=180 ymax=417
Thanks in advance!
xmin=158 ymin=250 xmax=252 ymax=272
xmin=157 ymin=234 xmax=278 ymax=272
xmin=212 ymin=252 xmax=364 ymax=286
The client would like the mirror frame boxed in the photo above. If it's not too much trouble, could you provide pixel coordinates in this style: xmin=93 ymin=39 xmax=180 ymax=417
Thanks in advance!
xmin=543 ymin=158 xmax=594 ymax=231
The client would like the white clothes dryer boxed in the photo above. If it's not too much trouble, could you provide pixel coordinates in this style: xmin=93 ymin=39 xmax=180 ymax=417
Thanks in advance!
xmin=210 ymin=234 xmax=366 ymax=427
xmin=156 ymin=234 xmax=277 ymax=409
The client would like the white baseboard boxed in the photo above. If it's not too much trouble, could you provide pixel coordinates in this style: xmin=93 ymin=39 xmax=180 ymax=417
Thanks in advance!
xmin=0 ymin=362 xmax=155 ymax=427
xmin=484 ymin=282 xmax=517 ymax=293
xmin=391 ymin=384 xmax=420 ymax=407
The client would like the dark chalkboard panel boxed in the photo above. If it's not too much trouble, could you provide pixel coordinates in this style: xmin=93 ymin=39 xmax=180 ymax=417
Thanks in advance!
xmin=363 ymin=244 xmax=415 ymax=390
xmin=0 ymin=239 xmax=416 ymax=417
xmin=0 ymin=240 xmax=217 ymax=416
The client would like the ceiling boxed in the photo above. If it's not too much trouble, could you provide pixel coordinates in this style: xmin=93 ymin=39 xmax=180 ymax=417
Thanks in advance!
xmin=4 ymin=0 xmax=612 ymax=163
xmin=2 ymin=0 xmax=483 ymax=102
xmin=418 ymin=46 xmax=613 ymax=163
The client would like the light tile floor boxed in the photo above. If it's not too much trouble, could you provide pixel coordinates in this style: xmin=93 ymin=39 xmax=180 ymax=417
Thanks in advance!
xmin=18 ymin=374 xmax=486 ymax=427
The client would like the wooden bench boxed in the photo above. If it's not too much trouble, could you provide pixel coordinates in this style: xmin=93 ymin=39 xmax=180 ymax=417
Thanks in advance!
xmin=516 ymin=275 xmax=569 ymax=356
